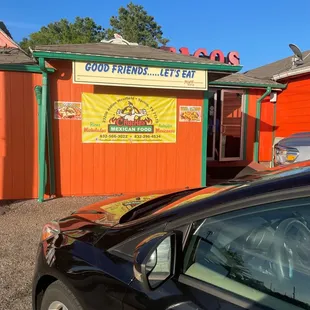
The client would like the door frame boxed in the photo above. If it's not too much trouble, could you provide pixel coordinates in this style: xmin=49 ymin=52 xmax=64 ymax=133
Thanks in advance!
xmin=219 ymin=89 xmax=245 ymax=162
xmin=207 ymin=91 xmax=218 ymax=160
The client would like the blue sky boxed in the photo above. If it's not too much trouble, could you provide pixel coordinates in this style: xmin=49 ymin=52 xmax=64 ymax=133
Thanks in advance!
xmin=1 ymin=0 xmax=310 ymax=71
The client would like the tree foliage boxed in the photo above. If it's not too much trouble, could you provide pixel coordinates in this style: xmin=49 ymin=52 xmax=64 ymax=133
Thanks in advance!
xmin=105 ymin=2 xmax=169 ymax=47
xmin=19 ymin=3 xmax=169 ymax=50
xmin=19 ymin=17 xmax=105 ymax=51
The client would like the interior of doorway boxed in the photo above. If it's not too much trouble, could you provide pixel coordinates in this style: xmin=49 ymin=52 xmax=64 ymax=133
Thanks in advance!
xmin=207 ymin=89 xmax=244 ymax=162
xmin=206 ymin=89 xmax=246 ymax=184
xmin=207 ymin=90 xmax=220 ymax=160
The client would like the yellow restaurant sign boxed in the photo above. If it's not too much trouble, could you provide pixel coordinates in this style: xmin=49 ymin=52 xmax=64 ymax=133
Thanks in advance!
xmin=100 ymin=195 xmax=161 ymax=215
xmin=82 ymin=93 xmax=177 ymax=143
xmin=73 ymin=61 xmax=208 ymax=91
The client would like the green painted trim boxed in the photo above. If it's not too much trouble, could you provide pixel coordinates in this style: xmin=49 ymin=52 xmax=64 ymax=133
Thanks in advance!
xmin=35 ymin=85 xmax=45 ymax=197
xmin=254 ymin=87 xmax=272 ymax=162
xmin=38 ymin=58 xmax=49 ymax=202
xmin=271 ymin=102 xmax=277 ymax=168
xmin=0 ymin=63 xmax=55 ymax=73
xmin=32 ymin=50 xmax=242 ymax=72
xmin=242 ymin=91 xmax=249 ymax=160
xmin=210 ymin=81 xmax=286 ymax=89
xmin=34 ymin=85 xmax=42 ymax=168
xmin=34 ymin=85 xmax=42 ymax=105
xmin=201 ymin=91 xmax=209 ymax=187
xmin=46 ymin=81 xmax=56 ymax=196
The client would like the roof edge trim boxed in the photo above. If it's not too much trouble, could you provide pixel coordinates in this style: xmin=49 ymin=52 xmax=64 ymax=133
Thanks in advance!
xmin=273 ymin=65 xmax=310 ymax=81
xmin=32 ymin=50 xmax=242 ymax=72
xmin=0 ymin=63 xmax=55 ymax=73
xmin=210 ymin=80 xmax=287 ymax=89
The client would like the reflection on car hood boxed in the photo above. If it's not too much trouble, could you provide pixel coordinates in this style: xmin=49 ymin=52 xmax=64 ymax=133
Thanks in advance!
xmin=67 ymin=188 xmax=188 ymax=227
xmin=56 ymin=161 xmax=310 ymax=239
xmin=277 ymin=134 xmax=310 ymax=147
xmin=151 ymin=184 xmax=241 ymax=216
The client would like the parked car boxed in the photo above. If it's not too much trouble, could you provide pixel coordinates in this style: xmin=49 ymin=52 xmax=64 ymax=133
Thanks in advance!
xmin=33 ymin=161 xmax=310 ymax=310
xmin=274 ymin=132 xmax=310 ymax=166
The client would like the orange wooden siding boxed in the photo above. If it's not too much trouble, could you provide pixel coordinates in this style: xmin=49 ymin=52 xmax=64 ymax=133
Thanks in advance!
xmin=49 ymin=61 xmax=203 ymax=196
xmin=276 ymin=74 xmax=310 ymax=137
xmin=259 ymin=96 xmax=274 ymax=162
xmin=246 ymin=90 xmax=259 ymax=161
xmin=246 ymin=90 xmax=275 ymax=162
xmin=0 ymin=71 xmax=40 ymax=199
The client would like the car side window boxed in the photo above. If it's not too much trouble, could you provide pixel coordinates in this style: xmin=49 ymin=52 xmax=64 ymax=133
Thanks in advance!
xmin=183 ymin=197 xmax=310 ymax=310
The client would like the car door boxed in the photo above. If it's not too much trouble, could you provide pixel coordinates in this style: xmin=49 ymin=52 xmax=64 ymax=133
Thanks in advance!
xmin=123 ymin=196 xmax=310 ymax=310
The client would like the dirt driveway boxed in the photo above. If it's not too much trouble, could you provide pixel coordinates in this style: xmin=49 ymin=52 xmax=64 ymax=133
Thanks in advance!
xmin=0 ymin=196 xmax=111 ymax=310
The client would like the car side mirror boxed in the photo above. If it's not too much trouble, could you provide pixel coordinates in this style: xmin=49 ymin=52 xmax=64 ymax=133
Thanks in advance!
xmin=133 ymin=232 xmax=176 ymax=290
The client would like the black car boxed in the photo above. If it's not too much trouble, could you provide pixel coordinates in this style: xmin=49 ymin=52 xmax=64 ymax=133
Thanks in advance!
xmin=33 ymin=161 xmax=310 ymax=310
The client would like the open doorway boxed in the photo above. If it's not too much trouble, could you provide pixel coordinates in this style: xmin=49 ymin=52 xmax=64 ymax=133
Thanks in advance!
xmin=207 ymin=90 xmax=219 ymax=160
xmin=207 ymin=89 xmax=245 ymax=162
xmin=219 ymin=90 xmax=244 ymax=161
xmin=206 ymin=89 xmax=246 ymax=184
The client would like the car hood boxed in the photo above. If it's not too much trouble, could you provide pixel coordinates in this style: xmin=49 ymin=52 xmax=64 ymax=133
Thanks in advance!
xmin=58 ymin=188 xmax=188 ymax=232
xmin=277 ymin=134 xmax=310 ymax=148
xmin=53 ymin=188 xmax=195 ymax=247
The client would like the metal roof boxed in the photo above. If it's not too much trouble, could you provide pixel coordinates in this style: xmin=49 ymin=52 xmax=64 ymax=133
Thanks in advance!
xmin=244 ymin=49 xmax=310 ymax=80
xmin=0 ymin=28 xmax=36 ymax=66
xmin=0 ymin=47 xmax=36 ymax=65
xmin=211 ymin=73 xmax=286 ymax=88
xmin=33 ymin=42 xmax=235 ymax=67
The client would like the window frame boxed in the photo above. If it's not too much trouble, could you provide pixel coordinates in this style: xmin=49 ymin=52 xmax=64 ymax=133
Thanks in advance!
xmin=166 ymin=185 xmax=310 ymax=232
xmin=174 ymin=188 xmax=310 ymax=310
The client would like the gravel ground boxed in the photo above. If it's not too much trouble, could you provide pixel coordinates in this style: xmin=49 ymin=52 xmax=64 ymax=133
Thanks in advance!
xmin=0 ymin=196 xmax=112 ymax=310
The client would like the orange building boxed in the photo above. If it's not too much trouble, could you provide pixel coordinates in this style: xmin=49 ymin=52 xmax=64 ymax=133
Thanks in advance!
xmin=244 ymin=49 xmax=310 ymax=149
xmin=3 ymin=33 xmax=302 ymax=202
xmin=31 ymin=37 xmax=243 ymax=201
xmin=0 ymin=29 xmax=55 ymax=199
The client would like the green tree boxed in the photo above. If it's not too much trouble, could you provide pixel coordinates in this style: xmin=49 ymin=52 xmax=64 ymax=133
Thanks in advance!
xmin=19 ymin=17 xmax=105 ymax=51
xmin=105 ymin=2 xmax=169 ymax=48
xmin=0 ymin=21 xmax=13 ymax=39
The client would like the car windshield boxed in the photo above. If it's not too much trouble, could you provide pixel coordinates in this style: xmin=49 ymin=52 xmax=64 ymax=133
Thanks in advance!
xmin=119 ymin=188 xmax=202 ymax=223
xmin=148 ymin=163 xmax=310 ymax=219
xmin=230 ymin=162 xmax=310 ymax=184
xmin=119 ymin=162 xmax=310 ymax=223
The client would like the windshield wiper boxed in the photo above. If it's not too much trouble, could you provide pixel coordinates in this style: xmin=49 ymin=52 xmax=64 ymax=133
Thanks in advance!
xmin=71 ymin=210 xmax=106 ymax=215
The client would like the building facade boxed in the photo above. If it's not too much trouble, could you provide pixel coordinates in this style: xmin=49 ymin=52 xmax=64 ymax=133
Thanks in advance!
xmin=2 ymin=33 xmax=309 ymax=201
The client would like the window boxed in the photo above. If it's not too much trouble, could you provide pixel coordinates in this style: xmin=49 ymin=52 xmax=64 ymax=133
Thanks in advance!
xmin=183 ymin=197 xmax=310 ymax=310
xmin=147 ymin=236 xmax=172 ymax=289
